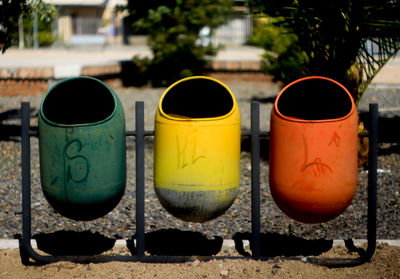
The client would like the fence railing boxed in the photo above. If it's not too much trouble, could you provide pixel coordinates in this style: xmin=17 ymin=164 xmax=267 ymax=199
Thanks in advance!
xmin=72 ymin=17 xmax=102 ymax=35
xmin=213 ymin=15 xmax=253 ymax=46
xmin=19 ymin=101 xmax=378 ymax=267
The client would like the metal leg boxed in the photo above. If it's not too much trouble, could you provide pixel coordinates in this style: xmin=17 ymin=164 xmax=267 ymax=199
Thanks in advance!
xmin=135 ymin=101 xmax=145 ymax=258
xmin=307 ymin=103 xmax=379 ymax=267
xmin=21 ymin=102 xmax=32 ymax=264
xmin=251 ymin=102 xmax=261 ymax=259
xmin=364 ymin=103 xmax=378 ymax=260
xmin=18 ymin=101 xmax=378 ymax=267
xmin=21 ymin=102 xmax=57 ymax=264
xmin=19 ymin=101 xmax=149 ymax=264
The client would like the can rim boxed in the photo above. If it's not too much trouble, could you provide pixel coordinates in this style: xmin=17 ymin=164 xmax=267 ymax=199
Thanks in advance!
xmin=274 ymin=76 xmax=356 ymax=123
xmin=39 ymin=76 xmax=117 ymax=127
xmin=158 ymin=76 xmax=238 ymax=121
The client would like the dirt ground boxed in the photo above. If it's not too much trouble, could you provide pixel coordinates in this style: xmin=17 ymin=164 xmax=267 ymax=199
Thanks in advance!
xmin=0 ymin=243 xmax=399 ymax=279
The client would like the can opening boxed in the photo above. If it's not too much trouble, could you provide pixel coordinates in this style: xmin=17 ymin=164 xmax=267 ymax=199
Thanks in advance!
xmin=42 ymin=78 xmax=115 ymax=125
xmin=162 ymin=78 xmax=234 ymax=118
xmin=277 ymin=78 xmax=353 ymax=120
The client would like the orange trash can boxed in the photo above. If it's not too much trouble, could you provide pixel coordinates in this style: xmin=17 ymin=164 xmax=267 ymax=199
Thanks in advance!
xmin=269 ymin=76 xmax=359 ymax=223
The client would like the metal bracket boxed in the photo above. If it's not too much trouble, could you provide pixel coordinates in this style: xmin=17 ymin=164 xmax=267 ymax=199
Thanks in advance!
xmin=19 ymin=101 xmax=378 ymax=267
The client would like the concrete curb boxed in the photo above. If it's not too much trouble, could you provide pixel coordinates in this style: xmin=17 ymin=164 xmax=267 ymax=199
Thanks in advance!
xmin=1 ymin=239 xmax=399 ymax=250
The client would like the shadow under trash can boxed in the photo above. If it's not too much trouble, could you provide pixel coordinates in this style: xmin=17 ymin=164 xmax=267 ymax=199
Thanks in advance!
xmin=154 ymin=76 xmax=241 ymax=223
xmin=38 ymin=76 xmax=126 ymax=221
xmin=269 ymin=76 xmax=358 ymax=223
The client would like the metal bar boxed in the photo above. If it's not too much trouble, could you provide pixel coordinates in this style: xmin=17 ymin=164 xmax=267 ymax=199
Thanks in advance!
xmin=17 ymin=101 xmax=379 ymax=266
xmin=12 ymin=128 xmax=367 ymax=139
xmin=306 ymin=104 xmax=379 ymax=268
xmin=21 ymin=102 xmax=32 ymax=260
xmin=29 ymin=129 xmax=38 ymax=137
xmin=242 ymin=131 xmax=270 ymax=137
xmin=364 ymin=103 xmax=378 ymax=261
xmin=33 ymin=10 xmax=39 ymax=50
xmin=126 ymin=131 xmax=155 ymax=137
xmin=21 ymin=102 xmax=58 ymax=264
xmin=135 ymin=102 xmax=146 ymax=258
xmin=251 ymin=102 xmax=261 ymax=259
xmin=125 ymin=131 xmax=137 ymax=137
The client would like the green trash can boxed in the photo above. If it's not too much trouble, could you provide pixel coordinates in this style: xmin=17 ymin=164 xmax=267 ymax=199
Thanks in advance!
xmin=38 ymin=77 xmax=126 ymax=220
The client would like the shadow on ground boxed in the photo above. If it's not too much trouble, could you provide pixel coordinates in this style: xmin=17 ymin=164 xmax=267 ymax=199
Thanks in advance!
xmin=129 ymin=229 xmax=223 ymax=256
xmin=233 ymin=232 xmax=333 ymax=257
xmin=32 ymin=230 xmax=116 ymax=256
xmin=29 ymin=229 xmax=338 ymax=258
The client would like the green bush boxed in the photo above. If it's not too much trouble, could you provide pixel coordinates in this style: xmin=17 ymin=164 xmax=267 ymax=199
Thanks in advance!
xmin=129 ymin=0 xmax=232 ymax=86
xmin=38 ymin=30 xmax=55 ymax=46
xmin=0 ymin=1 xmax=27 ymax=52
xmin=1 ymin=0 xmax=56 ymax=49
xmin=250 ymin=16 xmax=308 ymax=85
xmin=250 ymin=17 xmax=294 ymax=55
xmin=250 ymin=0 xmax=400 ymax=103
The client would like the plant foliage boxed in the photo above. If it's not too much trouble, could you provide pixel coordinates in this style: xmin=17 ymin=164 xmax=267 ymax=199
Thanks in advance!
xmin=0 ymin=1 xmax=27 ymax=53
xmin=251 ymin=0 xmax=400 ymax=103
xmin=128 ymin=0 xmax=233 ymax=85
xmin=0 ymin=0 xmax=56 ymax=52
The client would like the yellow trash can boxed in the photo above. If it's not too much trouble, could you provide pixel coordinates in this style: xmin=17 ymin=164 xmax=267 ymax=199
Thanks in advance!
xmin=154 ymin=76 xmax=241 ymax=222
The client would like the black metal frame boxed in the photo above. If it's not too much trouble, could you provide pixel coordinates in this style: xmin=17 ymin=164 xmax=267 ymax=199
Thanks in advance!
xmin=19 ymin=101 xmax=378 ymax=267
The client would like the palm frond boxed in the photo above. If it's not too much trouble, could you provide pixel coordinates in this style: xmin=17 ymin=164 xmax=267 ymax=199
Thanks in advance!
xmin=357 ymin=38 xmax=400 ymax=101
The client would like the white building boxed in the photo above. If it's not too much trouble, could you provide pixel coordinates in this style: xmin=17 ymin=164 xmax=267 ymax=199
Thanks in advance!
xmin=44 ymin=0 xmax=252 ymax=47
xmin=44 ymin=0 xmax=127 ymax=45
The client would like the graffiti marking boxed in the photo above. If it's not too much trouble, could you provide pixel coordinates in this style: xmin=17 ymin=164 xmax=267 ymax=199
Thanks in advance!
xmin=328 ymin=132 xmax=341 ymax=147
xmin=176 ymin=135 xmax=205 ymax=170
xmin=301 ymin=136 xmax=332 ymax=177
xmin=64 ymin=139 xmax=89 ymax=183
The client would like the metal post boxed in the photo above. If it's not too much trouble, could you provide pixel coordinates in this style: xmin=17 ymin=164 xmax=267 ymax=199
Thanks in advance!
xmin=135 ymin=102 xmax=145 ymax=258
xmin=18 ymin=15 xmax=24 ymax=49
xmin=33 ymin=10 xmax=39 ymax=50
xmin=21 ymin=102 xmax=32 ymax=254
xmin=251 ymin=102 xmax=261 ymax=259
xmin=364 ymin=103 xmax=378 ymax=260
xmin=20 ymin=102 xmax=58 ymax=264
xmin=308 ymin=103 xmax=379 ymax=267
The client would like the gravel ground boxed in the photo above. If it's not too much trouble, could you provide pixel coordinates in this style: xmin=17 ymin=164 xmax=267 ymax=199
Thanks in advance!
xmin=0 ymin=79 xmax=399 ymax=242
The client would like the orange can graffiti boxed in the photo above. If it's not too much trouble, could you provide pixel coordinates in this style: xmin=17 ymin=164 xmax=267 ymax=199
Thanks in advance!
xmin=269 ymin=76 xmax=359 ymax=223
